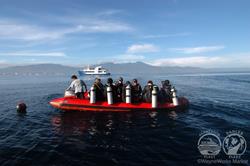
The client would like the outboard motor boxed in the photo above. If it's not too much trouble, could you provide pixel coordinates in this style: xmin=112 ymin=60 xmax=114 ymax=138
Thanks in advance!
xmin=90 ymin=86 xmax=96 ymax=104
xmin=152 ymin=86 xmax=158 ymax=108
xmin=171 ymin=86 xmax=179 ymax=106
xmin=126 ymin=84 xmax=131 ymax=104
xmin=64 ymin=90 xmax=75 ymax=97
xmin=107 ymin=86 xmax=113 ymax=105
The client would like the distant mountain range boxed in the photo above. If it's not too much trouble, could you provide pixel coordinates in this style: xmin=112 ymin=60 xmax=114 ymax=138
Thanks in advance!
xmin=0 ymin=62 xmax=250 ymax=76
xmin=0 ymin=64 xmax=79 ymax=76
xmin=97 ymin=62 xmax=205 ymax=74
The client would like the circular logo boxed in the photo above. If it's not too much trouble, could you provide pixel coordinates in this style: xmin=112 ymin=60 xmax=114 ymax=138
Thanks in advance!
xmin=198 ymin=133 xmax=221 ymax=156
xmin=223 ymin=133 xmax=247 ymax=155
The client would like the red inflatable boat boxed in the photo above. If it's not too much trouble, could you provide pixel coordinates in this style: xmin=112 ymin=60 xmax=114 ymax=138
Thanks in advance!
xmin=49 ymin=93 xmax=189 ymax=112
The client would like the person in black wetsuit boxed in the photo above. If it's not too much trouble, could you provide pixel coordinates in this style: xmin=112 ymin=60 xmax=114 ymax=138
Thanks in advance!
xmin=93 ymin=78 xmax=105 ymax=101
xmin=158 ymin=80 xmax=172 ymax=103
xmin=131 ymin=79 xmax=142 ymax=103
xmin=104 ymin=77 xmax=117 ymax=102
xmin=115 ymin=77 xmax=124 ymax=102
xmin=142 ymin=80 xmax=154 ymax=103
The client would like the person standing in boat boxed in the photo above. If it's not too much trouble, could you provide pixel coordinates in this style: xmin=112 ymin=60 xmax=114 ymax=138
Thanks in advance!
xmin=131 ymin=79 xmax=142 ymax=102
xmin=142 ymin=80 xmax=154 ymax=103
xmin=93 ymin=78 xmax=105 ymax=101
xmin=66 ymin=75 xmax=87 ymax=99
xmin=115 ymin=77 xmax=124 ymax=102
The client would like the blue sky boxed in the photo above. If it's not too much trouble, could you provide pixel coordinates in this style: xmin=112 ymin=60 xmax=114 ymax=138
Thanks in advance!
xmin=0 ymin=0 xmax=249 ymax=68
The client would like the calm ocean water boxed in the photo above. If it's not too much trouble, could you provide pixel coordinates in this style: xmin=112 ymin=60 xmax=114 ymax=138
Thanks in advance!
xmin=0 ymin=73 xmax=249 ymax=165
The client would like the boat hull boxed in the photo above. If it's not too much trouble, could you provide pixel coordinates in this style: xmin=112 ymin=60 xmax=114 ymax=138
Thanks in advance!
xmin=49 ymin=95 xmax=189 ymax=112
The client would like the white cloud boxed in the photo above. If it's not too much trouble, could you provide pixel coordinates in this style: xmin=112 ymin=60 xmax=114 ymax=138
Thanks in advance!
xmin=0 ymin=20 xmax=63 ymax=41
xmin=127 ymin=44 xmax=159 ymax=53
xmin=148 ymin=53 xmax=250 ymax=68
xmin=96 ymin=9 xmax=124 ymax=16
xmin=0 ymin=51 xmax=66 ymax=57
xmin=93 ymin=54 xmax=145 ymax=64
xmin=0 ymin=60 xmax=6 ymax=64
xmin=171 ymin=46 xmax=225 ymax=54
xmin=0 ymin=18 xmax=133 ymax=41
xmin=149 ymin=56 xmax=225 ymax=67
xmin=76 ymin=21 xmax=133 ymax=33
xmin=142 ymin=32 xmax=191 ymax=39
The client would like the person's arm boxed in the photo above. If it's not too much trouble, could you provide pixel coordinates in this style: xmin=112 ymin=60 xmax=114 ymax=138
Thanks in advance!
xmin=67 ymin=80 xmax=76 ymax=91
xmin=66 ymin=81 xmax=74 ymax=91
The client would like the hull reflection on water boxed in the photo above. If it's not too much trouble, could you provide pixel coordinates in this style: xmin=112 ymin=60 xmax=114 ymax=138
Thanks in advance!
xmin=50 ymin=111 xmax=181 ymax=136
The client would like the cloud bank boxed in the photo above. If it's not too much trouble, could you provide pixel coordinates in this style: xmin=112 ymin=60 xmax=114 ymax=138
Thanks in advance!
xmin=142 ymin=32 xmax=191 ymax=39
xmin=0 ymin=18 xmax=133 ymax=41
xmin=0 ymin=51 xmax=66 ymax=57
xmin=148 ymin=53 xmax=250 ymax=68
xmin=127 ymin=44 xmax=159 ymax=53
xmin=150 ymin=56 xmax=224 ymax=67
xmin=171 ymin=46 xmax=225 ymax=54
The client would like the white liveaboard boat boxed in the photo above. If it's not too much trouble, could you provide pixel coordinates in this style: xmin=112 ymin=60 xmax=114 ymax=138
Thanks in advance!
xmin=78 ymin=66 xmax=110 ymax=76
